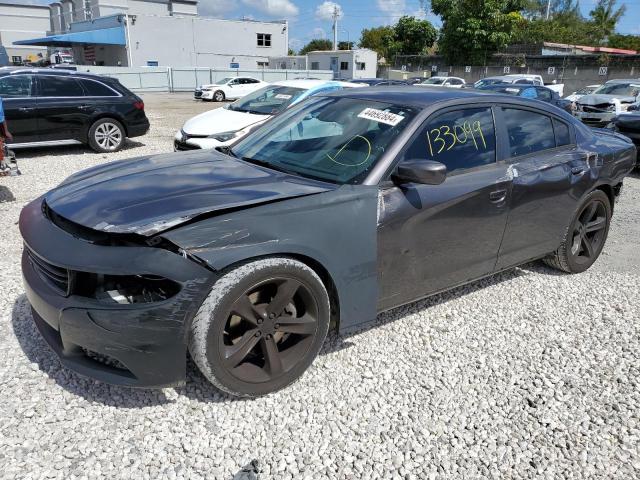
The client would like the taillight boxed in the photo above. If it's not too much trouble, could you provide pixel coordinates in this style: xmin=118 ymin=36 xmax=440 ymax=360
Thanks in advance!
xmin=133 ymin=101 xmax=144 ymax=110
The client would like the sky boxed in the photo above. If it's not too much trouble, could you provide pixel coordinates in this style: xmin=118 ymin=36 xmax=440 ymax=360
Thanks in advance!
xmin=197 ymin=0 xmax=640 ymax=51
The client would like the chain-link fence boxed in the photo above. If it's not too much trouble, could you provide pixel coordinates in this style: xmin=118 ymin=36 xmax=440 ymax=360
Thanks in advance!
xmin=76 ymin=66 xmax=335 ymax=92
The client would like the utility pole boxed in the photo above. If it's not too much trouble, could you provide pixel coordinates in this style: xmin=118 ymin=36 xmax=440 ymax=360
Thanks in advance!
xmin=546 ymin=0 xmax=551 ymax=20
xmin=332 ymin=5 xmax=338 ymax=50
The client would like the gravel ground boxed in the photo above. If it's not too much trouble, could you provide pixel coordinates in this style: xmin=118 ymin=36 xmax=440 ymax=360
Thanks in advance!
xmin=1 ymin=93 xmax=639 ymax=479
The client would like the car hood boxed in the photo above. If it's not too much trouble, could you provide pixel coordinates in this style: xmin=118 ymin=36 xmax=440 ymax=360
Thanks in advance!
xmin=182 ymin=107 xmax=268 ymax=136
xmin=578 ymin=94 xmax=636 ymax=105
xmin=45 ymin=150 xmax=334 ymax=236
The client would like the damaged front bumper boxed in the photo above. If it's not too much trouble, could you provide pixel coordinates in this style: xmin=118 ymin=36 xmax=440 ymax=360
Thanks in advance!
xmin=20 ymin=199 xmax=214 ymax=388
xmin=574 ymin=110 xmax=615 ymax=127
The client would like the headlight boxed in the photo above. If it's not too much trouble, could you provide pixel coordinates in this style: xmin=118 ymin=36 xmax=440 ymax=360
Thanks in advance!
xmin=77 ymin=273 xmax=181 ymax=304
xmin=208 ymin=126 xmax=253 ymax=142
xmin=201 ymin=87 xmax=212 ymax=92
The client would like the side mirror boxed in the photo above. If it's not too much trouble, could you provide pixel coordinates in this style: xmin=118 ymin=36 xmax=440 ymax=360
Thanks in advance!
xmin=393 ymin=159 xmax=447 ymax=185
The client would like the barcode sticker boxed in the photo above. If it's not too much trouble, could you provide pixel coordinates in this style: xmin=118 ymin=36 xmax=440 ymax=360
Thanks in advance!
xmin=358 ymin=108 xmax=404 ymax=126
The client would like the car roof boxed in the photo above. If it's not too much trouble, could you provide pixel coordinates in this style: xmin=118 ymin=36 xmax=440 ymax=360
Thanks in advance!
xmin=604 ymin=78 xmax=640 ymax=84
xmin=0 ymin=67 xmax=108 ymax=81
xmin=323 ymin=85 xmax=496 ymax=107
xmin=272 ymin=79 xmax=361 ymax=89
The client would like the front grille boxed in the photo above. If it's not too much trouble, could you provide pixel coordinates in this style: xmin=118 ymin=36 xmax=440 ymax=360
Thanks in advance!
xmin=194 ymin=90 xmax=203 ymax=98
xmin=26 ymin=247 xmax=70 ymax=296
xmin=582 ymin=105 xmax=610 ymax=113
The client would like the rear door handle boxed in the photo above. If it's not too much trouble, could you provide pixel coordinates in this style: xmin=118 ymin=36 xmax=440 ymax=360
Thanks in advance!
xmin=571 ymin=166 xmax=587 ymax=175
xmin=489 ymin=189 xmax=508 ymax=203
xmin=19 ymin=107 xmax=34 ymax=112
xmin=78 ymin=105 xmax=91 ymax=110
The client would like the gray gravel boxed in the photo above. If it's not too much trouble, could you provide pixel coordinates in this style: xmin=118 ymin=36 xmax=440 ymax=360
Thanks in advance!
xmin=1 ymin=93 xmax=639 ymax=479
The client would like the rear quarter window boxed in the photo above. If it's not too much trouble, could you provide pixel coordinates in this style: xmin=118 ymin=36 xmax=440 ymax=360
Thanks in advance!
xmin=78 ymin=79 xmax=119 ymax=97
xmin=553 ymin=119 xmax=572 ymax=146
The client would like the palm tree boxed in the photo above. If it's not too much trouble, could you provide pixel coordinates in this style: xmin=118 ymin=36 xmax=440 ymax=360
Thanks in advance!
xmin=590 ymin=0 xmax=627 ymax=40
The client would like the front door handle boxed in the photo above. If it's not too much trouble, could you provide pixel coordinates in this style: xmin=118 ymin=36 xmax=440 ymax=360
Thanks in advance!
xmin=78 ymin=105 xmax=91 ymax=110
xmin=489 ymin=189 xmax=508 ymax=203
xmin=19 ymin=107 xmax=34 ymax=112
xmin=571 ymin=166 xmax=587 ymax=175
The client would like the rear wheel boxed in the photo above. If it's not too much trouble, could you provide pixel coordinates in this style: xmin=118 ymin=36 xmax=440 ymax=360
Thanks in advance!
xmin=544 ymin=190 xmax=611 ymax=273
xmin=213 ymin=90 xmax=225 ymax=102
xmin=88 ymin=118 xmax=125 ymax=153
xmin=189 ymin=258 xmax=330 ymax=397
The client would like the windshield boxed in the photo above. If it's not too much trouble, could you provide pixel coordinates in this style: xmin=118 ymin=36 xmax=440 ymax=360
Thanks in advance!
xmin=227 ymin=85 xmax=306 ymax=115
xmin=422 ymin=78 xmax=445 ymax=85
xmin=214 ymin=77 xmax=234 ymax=85
xmin=594 ymin=83 xmax=640 ymax=96
xmin=474 ymin=78 xmax=503 ymax=88
xmin=231 ymin=97 xmax=419 ymax=184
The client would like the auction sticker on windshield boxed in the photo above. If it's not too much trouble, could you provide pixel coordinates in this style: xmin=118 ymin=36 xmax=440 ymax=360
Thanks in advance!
xmin=275 ymin=94 xmax=293 ymax=100
xmin=358 ymin=108 xmax=405 ymax=126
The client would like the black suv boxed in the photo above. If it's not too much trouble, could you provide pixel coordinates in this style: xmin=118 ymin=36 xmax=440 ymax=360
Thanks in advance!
xmin=0 ymin=68 xmax=149 ymax=153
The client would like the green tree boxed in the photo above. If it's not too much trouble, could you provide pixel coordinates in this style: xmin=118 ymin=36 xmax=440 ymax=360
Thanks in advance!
xmin=392 ymin=16 xmax=438 ymax=55
xmin=589 ymin=0 xmax=626 ymax=40
xmin=299 ymin=39 xmax=333 ymax=55
xmin=288 ymin=48 xmax=296 ymax=56
xmin=432 ymin=0 xmax=526 ymax=64
xmin=338 ymin=41 xmax=354 ymax=50
xmin=608 ymin=33 xmax=640 ymax=52
xmin=359 ymin=25 xmax=396 ymax=61
xmin=523 ymin=0 xmax=580 ymax=19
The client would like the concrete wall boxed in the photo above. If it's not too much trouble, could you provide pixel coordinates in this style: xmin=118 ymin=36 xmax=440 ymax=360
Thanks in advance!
xmin=124 ymin=15 xmax=287 ymax=68
xmin=307 ymin=49 xmax=377 ymax=80
xmin=269 ymin=56 xmax=308 ymax=70
xmin=389 ymin=55 xmax=640 ymax=96
xmin=0 ymin=3 xmax=49 ymax=62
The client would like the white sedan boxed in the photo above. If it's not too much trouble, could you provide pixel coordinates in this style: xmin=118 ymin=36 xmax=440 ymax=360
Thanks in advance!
xmin=194 ymin=77 xmax=268 ymax=102
xmin=416 ymin=76 xmax=466 ymax=88
xmin=176 ymin=79 xmax=363 ymax=151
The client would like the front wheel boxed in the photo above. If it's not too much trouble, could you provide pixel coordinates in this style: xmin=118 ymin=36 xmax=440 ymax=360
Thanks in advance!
xmin=189 ymin=258 xmax=330 ymax=397
xmin=213 ymin=90 xmax=225 ymax=102
xmin=544 ymin=190 xmax=611 ymax=273
xmin=88 ymin=118 xmax=125 ymax=153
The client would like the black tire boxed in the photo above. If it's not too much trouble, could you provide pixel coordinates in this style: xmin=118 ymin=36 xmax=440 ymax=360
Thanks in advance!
xmin=543 ymin=190 xmax=611 ymax=273
xmin=189 ymin=257 xmax=330 ymax=397
xmin=213 ymin=90 xmax=225 ymax=102
xmin=88 ymin=118 xmax=125 ymax=153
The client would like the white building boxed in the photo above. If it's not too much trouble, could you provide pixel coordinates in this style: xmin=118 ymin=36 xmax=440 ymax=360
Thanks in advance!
xmin=307 ymin=49 xmax=377 ymax=80
xmin=14 ymin=0 xmax=288 ymax=68
xmin=0 ymin=0 xmax=50 ymax=65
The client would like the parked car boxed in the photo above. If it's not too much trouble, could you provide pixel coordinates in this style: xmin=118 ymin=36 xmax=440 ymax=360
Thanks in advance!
xmin=406 ymin=76 xmax=427 ymax=85
xmin=20 ymin=88 xmax=636 ymax=397
xmin=348 ymin=78 xmax=408 ymax=86
xmin=175 ymin=79 xmax=362 ymax=151
xmin=574 ymin=79 xmax=640 ymax=127
xmin=194 ymin=77 xmax=268 ymax=102
xmin=475 ymin=83 xmax=573 ymax=113
xmin=608 ymin=110 xmax=640 ymax=166
xmin=0 ymin=68 xmax=149 ymax=153
xmin=474 ymin=75 xmax=564 ymax=96
xmin=417 ymin=76 xmax=466 ymax=88
xmin=565 ymin=84 xmax=601 ymax=102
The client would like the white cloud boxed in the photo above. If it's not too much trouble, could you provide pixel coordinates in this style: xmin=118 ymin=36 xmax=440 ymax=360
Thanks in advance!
xmin=315 ymin=1 xmax=343 ymax=21
xmin=289 ymin=38 xmax=303 ymax=50
xmin=241 ymin=0 xmax=299 ymax=17
xmin=377 ymin=0 xmax=406 ymax=22
xmin=312 ymin=27 xmax=326 ymax=39
xmin=198 ymin=0 xmax=238 ymax=17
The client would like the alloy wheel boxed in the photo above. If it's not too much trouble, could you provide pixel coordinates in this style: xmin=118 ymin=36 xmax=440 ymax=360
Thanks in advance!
xmin=214 ymin=91 xmax=224 ymax=102
xmin=94 ymin=122 xmax=123 ymax=151
xmin=221 ymin=277 xmax=318 ymax=384
xmin=570 ymin=199 xmax=607 ymax=265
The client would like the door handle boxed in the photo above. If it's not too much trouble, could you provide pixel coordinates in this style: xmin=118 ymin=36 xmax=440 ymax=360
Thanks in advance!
xmin=571 ymin=166 xmax=587 ymax=175
xmin=19 ymin=107 xmax=34 ymax=112
xmin=78 ymin=105 xmax=91 ymax=110
xmin=489 ymin=189 xmax=508 ymax=203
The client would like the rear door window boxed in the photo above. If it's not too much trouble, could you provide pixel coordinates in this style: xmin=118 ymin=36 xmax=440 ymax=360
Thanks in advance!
xmin=0 ymin=75 xmax=33 ymax=97
xmin=38 ymin=76 xmax=84 ymax=97
xmin=402 ymin=107 xmax=497 ymax=174
xmin=78 ymin=79 xmax=118 ymax=97
xmin=503 ymin=108 xmax=555 ymax=157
